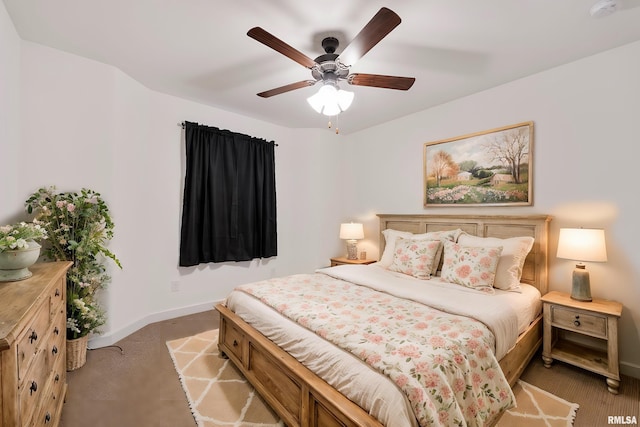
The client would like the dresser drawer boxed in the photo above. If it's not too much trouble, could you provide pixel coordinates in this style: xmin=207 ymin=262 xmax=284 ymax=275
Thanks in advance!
xmin=32 ymin=360 xmax=66 ymax=427
xmin=47 ymin=310 xmax=66 ymax=372
xmin=551 ymin=305 xmax=607 ymax=338
xmin=17 ymin=299 xmax=51 ymax=382
xmin=49 ymin=280 xmax=65 ymax=320
xmin=19 ymin=348 xmax=50 ymax=426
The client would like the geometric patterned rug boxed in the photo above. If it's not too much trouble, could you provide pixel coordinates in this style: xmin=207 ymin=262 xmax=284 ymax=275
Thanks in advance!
xmin=497 ymin=380 xmax=579 ymax=427
xmin=168 ymin=330 xmax=578 ymax=427
xmin=166 ymin=329 xmax=283 ymax=427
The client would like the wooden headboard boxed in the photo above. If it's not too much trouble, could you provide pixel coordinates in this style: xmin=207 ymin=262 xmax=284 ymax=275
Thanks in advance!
xmin=377 ymin=214 xmax=551 ymax=295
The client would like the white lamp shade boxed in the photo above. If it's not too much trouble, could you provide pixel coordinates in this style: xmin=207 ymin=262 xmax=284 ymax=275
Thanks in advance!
xmin=307 ymin=85 xmax=354 ymax=116
xmin=557 ymin=228 xmax=607 ymax=262
xmin=336 ymin=89 xmax=354 ymax=111
xmin=339 ymin=223 xmax=364 ymax=240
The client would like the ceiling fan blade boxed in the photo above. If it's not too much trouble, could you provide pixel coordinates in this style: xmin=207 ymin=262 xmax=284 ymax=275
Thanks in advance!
xmin=257 ymin=80 xmax=317 ymax=98
xmin=338 ymin=7 xmax=402 ymax=67
xmin=248 ymin=27 xmax=316 ymax=69
xmin=347 ymin=73 xmax=415 ymax=90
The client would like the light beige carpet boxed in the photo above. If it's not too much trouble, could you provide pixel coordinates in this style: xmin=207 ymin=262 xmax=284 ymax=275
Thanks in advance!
xmin=167 ymin=330 xmax=578 ymax=427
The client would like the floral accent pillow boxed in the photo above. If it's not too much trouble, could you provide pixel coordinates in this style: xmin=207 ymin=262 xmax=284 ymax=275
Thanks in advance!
xmin=457 ymin=234 xmax=535 ymax=292
xmin=388 ymin=238 xmax=442 ymax=280
xmin=380 ymin=228 xmax=463 ymax=275
xmin=440 ymin=240 xmax=503 ymax=293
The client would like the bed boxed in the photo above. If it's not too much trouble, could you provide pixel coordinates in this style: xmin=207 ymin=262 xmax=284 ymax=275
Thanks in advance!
xmin=216 ymin=214 xmax=551 ymax=427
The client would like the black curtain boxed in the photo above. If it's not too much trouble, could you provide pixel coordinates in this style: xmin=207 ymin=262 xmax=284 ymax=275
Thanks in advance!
xmin=179 ymin=122 xmax=277 ymax=266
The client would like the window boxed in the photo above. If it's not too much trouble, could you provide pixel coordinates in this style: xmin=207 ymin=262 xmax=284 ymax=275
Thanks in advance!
xmin=179 ymin=122 xmax=277 ymax=266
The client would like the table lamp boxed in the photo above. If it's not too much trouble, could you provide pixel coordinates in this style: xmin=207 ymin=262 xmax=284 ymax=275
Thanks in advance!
xmin=556 ymin=228 xmax=607 ymax=301
xmin=339 ymin=223 xmax=364 ymax=260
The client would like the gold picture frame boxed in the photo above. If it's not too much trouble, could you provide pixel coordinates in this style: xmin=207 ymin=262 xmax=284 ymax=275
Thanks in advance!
xmin=423 ymin=121 xmax=533 ymax=207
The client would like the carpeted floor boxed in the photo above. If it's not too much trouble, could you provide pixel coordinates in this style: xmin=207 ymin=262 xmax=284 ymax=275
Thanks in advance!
xmin=167 ymin=329 xmax=580 ymax=427
xmin=61 ymin=310 xmax=640 ymax=427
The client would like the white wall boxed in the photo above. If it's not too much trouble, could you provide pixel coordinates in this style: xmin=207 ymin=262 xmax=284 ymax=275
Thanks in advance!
xmin=0 ymin=3 xmax=22 ymax=215
xmin=3 ymin=30 xmax=346 ymax=346
xmin=345 ymin=40 xmax=640 ymax=378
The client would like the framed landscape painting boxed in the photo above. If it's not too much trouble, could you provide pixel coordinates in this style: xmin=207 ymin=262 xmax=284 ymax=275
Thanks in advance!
xmin=423 ymin=121 xmax=533 ymax=207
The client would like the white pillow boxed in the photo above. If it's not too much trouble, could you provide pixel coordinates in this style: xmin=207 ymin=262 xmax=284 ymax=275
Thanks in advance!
xmin=388 ymin=238 xmax=442 ymax=280
xmin=379 ymin=228 xmax=462 ymax=273
xmin=440 ymin=240 xmax=502 ymax=294
xmin=457 ymin=233 xmax=535 ymax=292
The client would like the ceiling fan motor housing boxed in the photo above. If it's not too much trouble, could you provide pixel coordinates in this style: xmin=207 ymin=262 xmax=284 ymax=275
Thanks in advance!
xmin=247 ymin=7 xmax=414 ymax=97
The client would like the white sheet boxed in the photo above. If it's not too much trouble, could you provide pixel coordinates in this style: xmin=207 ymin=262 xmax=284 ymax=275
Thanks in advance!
xmin=224 ymin=265 xmax=541 ymax=427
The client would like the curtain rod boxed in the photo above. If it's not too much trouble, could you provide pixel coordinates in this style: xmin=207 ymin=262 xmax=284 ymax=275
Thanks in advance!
xmin=178 ymin=122 xmax=278 ymax=146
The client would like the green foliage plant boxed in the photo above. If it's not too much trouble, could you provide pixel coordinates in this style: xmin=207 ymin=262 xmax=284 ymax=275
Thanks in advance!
xmin=26 ymin=186 xmax=122 ymax=339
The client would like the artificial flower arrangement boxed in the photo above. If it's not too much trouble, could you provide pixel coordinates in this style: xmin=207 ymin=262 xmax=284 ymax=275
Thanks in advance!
xmin=25 ymin=186 xmax=122 ymax=340
xmin=0 ymin=221 xmax=47 ymax=252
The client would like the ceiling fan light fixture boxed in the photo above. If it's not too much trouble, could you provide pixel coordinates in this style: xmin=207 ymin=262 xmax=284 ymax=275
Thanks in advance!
xmin=337 ymin=89 xmax=354 ymax=111
xmin=590 ymin=0 xmax=618 ymax=17
xmin=306 ymin=84 xmax=354 ymax=116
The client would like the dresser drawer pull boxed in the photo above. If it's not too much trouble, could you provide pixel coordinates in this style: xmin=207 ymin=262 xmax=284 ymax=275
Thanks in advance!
xmin=55 ymin=374 xmax=60 ymax=383
xmin=233 ymin=339 xmax=239 ymax=347
xmin=29 ymin=331 xmax=38 ymax=343
xmin=29 ymin=380 xmax=38 ymax=395
xmin=54 ymin=326 xmax=60 ymax=335
xmin=52 ymin=345 xmax=58 ymax=355
xmin=44 ymin=412 xmax=52 ymax=423
xmin=55 ymin=288 xmax=60 ymax=297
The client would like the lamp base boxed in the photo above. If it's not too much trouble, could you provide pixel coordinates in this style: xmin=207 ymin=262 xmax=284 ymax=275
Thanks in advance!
xmin=571 ymin=264 xmax=592 ymax=302
xmin=346 ymin=240 xmax=358 ymax=260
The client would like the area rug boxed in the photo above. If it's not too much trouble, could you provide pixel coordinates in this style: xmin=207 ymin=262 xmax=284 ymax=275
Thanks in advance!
xmin=166 ymin=329 xmax=283 ymax=427
xmin=497 ymin=380 xmax=579 ymax=427
xmin=167 ymin=330 xmax=578 ymax=427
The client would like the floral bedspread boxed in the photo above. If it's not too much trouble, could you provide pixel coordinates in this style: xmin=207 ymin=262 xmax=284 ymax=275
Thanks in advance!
xmin=237 ymin=273 xmax=515 ymax=427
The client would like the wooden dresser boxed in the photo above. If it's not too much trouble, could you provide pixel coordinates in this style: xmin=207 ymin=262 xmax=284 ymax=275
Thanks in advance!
xmin=0 ymin=261 xmax=72 ymax=427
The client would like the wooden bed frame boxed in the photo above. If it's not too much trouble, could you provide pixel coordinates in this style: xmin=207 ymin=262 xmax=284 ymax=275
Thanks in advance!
xmin=217 ymin=214 xmax=551 ymax=427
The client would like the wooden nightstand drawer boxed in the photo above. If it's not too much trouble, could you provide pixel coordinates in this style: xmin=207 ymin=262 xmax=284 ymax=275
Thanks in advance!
xmin=551 ymin=305 xmax=607 ymax=338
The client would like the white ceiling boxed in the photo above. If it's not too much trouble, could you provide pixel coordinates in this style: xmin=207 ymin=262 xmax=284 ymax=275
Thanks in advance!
xmin=5 ymin=0 xmax=640 ymax=134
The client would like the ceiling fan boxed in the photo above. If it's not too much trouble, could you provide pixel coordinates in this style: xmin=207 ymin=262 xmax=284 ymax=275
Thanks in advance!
xmin=247 ymin=7 xmax=415 ymax=113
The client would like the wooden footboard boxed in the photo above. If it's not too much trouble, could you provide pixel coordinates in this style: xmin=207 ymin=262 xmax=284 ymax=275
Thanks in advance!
xmin=216 ymin=303 xmax=383 ymax=427
xmin=217 ymin=303 xmax=541 ymax=426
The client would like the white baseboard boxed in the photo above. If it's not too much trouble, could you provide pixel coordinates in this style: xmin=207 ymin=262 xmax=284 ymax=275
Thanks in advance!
xmin=87 ymin=299 xmax=222 ymax=349
xmin=621 ymin=360 xmax=640 ymax=380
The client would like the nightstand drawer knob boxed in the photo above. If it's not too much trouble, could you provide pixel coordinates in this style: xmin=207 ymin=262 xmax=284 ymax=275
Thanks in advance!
xmin=574 ymin=320 xmax=581 ymax=327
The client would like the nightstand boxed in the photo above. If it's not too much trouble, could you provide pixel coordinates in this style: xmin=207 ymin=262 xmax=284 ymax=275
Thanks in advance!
xmin=541 ymin=291 xmax=622 ymax=394
xmin=330 ymin=257 xmax=376 ymax=267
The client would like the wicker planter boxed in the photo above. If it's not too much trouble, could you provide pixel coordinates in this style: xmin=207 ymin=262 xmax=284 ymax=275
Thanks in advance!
xmin=66 ymin=335 xmax=89 ymax=371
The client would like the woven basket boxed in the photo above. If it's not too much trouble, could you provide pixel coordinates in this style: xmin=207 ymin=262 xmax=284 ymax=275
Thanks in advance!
xmin=66 ymin=335 xmax=89 ymax=371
